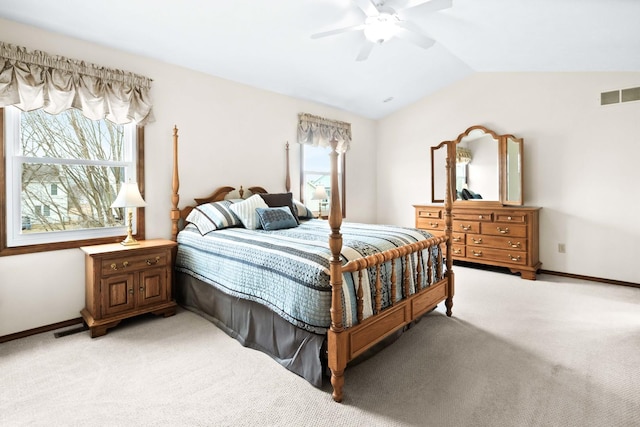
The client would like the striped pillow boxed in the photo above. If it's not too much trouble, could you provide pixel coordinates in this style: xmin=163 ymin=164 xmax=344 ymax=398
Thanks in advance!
xmin=185 ymin=200 xmax=241 ymax=234
xmin=228 ymin=194 xmax=269 ymax=230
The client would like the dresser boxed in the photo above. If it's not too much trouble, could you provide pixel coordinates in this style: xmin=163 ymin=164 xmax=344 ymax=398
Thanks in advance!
xmin=414 ymin=204 xmax=541 ymax=280
xmin=80 ymin=239 xmax=177 ymax=337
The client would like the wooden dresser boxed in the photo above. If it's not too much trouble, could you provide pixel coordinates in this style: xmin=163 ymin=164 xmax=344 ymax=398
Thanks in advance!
xmin=414 ymin=204 xmax=541 ymax=280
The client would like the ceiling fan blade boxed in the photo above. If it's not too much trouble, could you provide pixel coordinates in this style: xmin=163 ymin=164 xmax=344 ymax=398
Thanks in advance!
xmin=395 ymin=25 xmax=436 ymax=50
xmin=400 ymin=0 xmax=452 ymax=14
xmin=311 ymin=24 xmax=365 ymax=39
xmin=351 ymin=0 xmax=380 ymax=17
xmin=355 ymin=42 xmax=375 ymax=61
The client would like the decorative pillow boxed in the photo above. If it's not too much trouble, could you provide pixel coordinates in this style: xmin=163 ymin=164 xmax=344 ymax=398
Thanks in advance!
xmin=256 ymin=206 xmax=299 ymax=231
xmin=259 ymin=192 xmax=299 ymax=224
xmin=185 ymin=200 xmax=241 ymax=234
xmin=293 ymin=199 xmax=314 ymax=219
xmin=228 ymin=194 xmax=269 ymax=230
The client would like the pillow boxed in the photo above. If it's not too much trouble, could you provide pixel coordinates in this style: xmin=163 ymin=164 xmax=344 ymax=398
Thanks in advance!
xmin=256 ymin=206 xmax=299 ymax=231
xmin=228 ymin=194 xmax=269 ymax=230
xmin=259 ymin=192 xmax=299 ymax=224
xmin=185 ymin=200 xmax=241 ymax=234
xmin=293 ymin=199 xmax=314 ymax=219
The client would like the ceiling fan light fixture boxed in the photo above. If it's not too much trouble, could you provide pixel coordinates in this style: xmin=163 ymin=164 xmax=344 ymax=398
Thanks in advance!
xmin=363 ymin=13 xmax=400 ymax=44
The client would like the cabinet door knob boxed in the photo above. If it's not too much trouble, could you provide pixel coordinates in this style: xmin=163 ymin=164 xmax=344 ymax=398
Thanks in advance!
xmin=128 ymin=288 xmax=134 ymax=295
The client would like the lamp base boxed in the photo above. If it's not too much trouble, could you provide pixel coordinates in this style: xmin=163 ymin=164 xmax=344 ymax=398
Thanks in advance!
xmin=120 ymin=211 xmax=140 ymax=245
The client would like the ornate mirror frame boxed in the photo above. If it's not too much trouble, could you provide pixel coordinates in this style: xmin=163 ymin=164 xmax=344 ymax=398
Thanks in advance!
xmin=431 ymin=125 xmax=524 ymax=206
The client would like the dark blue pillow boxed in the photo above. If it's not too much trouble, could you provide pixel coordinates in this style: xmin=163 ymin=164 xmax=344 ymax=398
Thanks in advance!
xmin=255 ymin=206 xmax=298 ymax=231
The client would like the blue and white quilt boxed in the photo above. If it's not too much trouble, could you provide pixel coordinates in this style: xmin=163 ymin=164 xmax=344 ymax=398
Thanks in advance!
xmin=175 ymin=219 xmax=441 ymax=334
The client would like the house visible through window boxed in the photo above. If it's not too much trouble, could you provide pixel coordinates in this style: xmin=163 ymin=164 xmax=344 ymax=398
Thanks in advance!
xmin=1 ymin=106 xmax=143 ymax=254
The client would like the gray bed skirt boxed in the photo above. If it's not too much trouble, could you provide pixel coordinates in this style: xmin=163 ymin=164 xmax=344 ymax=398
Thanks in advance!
xmin=175 ymin=271 xmax=418 ymax=388
xmin=175 ymin=272 xmax=327 ymax=386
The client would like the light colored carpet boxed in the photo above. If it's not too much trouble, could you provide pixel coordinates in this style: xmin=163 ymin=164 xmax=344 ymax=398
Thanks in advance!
xmin=1 ymin=266 xmax=639 ymax=427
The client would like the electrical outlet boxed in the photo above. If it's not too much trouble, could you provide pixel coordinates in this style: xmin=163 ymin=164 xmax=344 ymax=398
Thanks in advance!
xmin=558 ymin=243 xmax=566 ymax=253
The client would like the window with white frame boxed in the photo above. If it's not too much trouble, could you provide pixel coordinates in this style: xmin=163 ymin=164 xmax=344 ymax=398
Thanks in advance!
xmin=300 ymin=144 xmax=346 ymax=218
xmin=2 ymin=106 xmax=141 ymax=252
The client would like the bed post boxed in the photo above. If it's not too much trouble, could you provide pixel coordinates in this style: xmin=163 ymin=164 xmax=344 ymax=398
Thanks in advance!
xmin=285 ymin=142 xmax=291 ymax=192
xmin=170 ymin=126 xmax=180 ymax=241
xmin=444 ymin=141 xmax=455 ymax=316
xmin=326 ymin=138 xmax=346 ymax=402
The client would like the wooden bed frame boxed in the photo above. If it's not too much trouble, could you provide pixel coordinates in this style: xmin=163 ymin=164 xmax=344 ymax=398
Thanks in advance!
xmin=170 ymin=126 xmax=455 ymax=402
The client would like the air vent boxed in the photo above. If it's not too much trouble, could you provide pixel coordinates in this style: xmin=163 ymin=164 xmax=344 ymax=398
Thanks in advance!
xmin=601 ymin=86 xmax=640 ymax=105
xmin=601 ymin=91 xmax=620 ymax=105
xmin=621 ymin=87 xmax=640 ymax=102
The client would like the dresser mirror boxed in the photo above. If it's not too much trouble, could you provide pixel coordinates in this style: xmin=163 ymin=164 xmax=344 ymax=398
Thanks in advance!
xmin=430 ymin=125 xmax=523 ymax=206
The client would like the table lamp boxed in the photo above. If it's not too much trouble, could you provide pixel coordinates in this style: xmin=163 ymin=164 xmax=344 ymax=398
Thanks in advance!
xmin=312 ymin=185 xmax=328 ymax=219
xmin=111 ymin=181 xmax=146 ymax=245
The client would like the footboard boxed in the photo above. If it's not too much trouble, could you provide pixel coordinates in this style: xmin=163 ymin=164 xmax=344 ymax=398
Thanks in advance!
xmin=327 ymin=234 xmax=452 ymax=402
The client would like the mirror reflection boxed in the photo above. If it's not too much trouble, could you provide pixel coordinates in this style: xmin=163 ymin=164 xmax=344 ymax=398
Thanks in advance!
xmin=456 ymin=130 xmax=499 ymax=201
xmin=430 ymin=125 xmax=524 ymax=206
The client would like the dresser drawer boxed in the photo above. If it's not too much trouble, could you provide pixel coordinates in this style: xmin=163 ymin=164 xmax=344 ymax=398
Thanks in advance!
xmin=416 ymin=208 xmax=442 ymax=220
xmin=451 ymin=245 xmax=466 ymax=257
xmin=467 ymin=234 xmax=527 ymax=252
xmin=416 ymin=218 xmax=445 ymax=232
xmin=451 ymin=233 xmax=465 ymax=245
xmin=481 ymin=223 xmax=527 ymax=238
xmin=453 ymin=220 xmax=480 ymax=234
xmin=453 ymin=211 xmax=493 ymax=222
xmin=495 ymin=213 xmax=527 ymax=223
xmin=466 ymin=247 xmax=528 ymax=265
xmin=101 ymin=251 xmax=168 ymax=276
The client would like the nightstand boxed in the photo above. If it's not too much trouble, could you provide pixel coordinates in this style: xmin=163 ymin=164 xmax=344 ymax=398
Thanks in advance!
xmin=80 ymin=239 xmax=177 ymax=337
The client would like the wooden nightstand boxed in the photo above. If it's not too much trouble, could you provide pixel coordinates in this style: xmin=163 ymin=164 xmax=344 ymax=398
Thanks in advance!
xmin=80 ymin=239 xmax=177 ymax=337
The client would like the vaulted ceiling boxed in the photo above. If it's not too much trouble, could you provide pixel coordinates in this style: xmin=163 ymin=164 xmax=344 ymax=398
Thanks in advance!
xmin=1 ymin=0 xmax=639 ymax=119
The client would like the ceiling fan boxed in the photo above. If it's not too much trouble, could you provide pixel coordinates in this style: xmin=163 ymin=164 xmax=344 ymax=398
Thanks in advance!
xmin=311 ymin=0 xmax=453 ymax=61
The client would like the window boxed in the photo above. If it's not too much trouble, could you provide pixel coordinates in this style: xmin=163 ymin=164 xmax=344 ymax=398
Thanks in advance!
xmin=300 ymin=144 xmax=346 ymax=218
xmin=1 ymin=106 xmax=145 ymax=256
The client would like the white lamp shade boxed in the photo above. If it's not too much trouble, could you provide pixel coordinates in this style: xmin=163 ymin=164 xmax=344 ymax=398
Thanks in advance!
xmin=111 ymin=182 xmax=147 ymax=208
xmin=312 ymin=185 xmax=328 ymax=200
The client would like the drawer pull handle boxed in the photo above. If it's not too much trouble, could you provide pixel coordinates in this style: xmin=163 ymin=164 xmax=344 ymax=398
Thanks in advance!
xmin=110 ymin=261 xmax=129 ymax=271
xmin=146 ymin=256 xmax=160 ymax=265
xmin=429 ymin=222 xmax=439 ymax=228
xmin=472 ymin=250 xmax=483 ymax=257
xmin=140 ymin=286 xmax=145 ymax=292
xmin=507 ymin=216 xmax=513 ymax=220
xmin=507 ymin=241 xmax=521 ymax=248
xmin=497 ymin=227 xmax=510 ymax=234
xmin=472 ymin=238 xmax=483 ymax=244
xmin=461 ymin=224 xmax=472 ymax=231
xmin=509 ymin=254 xmax=521 ymax=262
xmin=478 ymin=215 xmax=484 ymax=219
xmin=453 ymin=237 xmax=461 ymax=243
xmin=453 ymin=249 xmax=461 ymax=254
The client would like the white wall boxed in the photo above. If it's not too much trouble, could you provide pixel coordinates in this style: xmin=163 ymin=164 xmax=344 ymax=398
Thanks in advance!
xmin=377 ymin=72 xmax=640 ymax=284
xmin=0 ymin=18 xmax=377 ymax=336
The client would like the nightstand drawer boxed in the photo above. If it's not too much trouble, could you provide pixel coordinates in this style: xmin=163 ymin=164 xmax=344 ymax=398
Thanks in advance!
xmin=101 ymin=251 xmax=168 ymax=276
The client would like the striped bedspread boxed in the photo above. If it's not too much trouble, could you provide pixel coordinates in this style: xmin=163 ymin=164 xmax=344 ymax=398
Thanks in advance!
xmin=175 ymin=219 xmax=439 ymax=335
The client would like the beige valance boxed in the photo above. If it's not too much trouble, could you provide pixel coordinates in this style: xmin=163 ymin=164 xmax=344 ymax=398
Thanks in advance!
xmin=456 ymin=146 xmax=473 ymax=165
xmin=297 ymin=113 xmax=351 ymax=153
xmin=0 ymin=41 xmax=154 ymax=125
